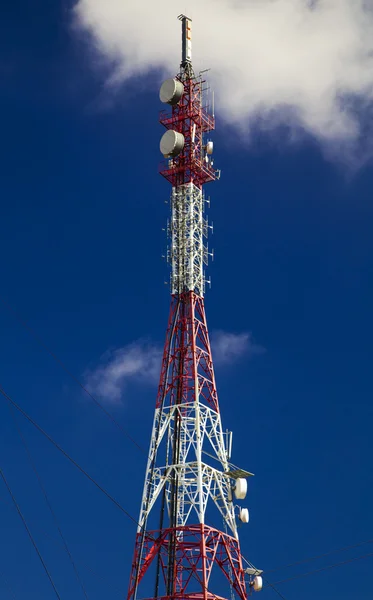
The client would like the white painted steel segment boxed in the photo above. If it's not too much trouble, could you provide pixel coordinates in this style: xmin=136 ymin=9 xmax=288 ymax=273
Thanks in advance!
xmin=170 ymin=183 xmax=210 ymax=296
xmin=137 ymin=401 xmax=240 ymax=538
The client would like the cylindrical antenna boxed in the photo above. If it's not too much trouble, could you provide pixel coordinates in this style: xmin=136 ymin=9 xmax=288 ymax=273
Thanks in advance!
xmin=178 ymin=14 xmax=192 ymax=68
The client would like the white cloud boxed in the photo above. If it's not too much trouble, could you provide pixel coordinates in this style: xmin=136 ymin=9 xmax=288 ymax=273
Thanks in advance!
xmin=73 ymin=0 xmax=373 ymax=163
xmin=84 ymin=341 xmax=162 ymax=405
xmin=211 ymin=331 xmax=265 ymax=365
xmin=84 ymin=330 xmax=263 ymax=404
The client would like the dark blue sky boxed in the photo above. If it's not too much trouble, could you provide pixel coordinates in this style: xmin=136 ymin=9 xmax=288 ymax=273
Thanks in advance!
xmin=0 ymin=2 xmax=373 ymax=599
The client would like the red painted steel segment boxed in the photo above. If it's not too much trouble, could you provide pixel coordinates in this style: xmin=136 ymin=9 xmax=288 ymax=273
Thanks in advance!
xmin=156 ymin=292 xmax=219 ymax=413
xmin=128 ymin=525 xmax=247 ymax=600
xmin=159 ymin=77 xmax=216 ymax=187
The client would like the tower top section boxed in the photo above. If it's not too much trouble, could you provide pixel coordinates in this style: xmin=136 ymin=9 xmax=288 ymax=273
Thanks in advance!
xmin=159 ymin=15 xmax=220 ymax=296
xmin=178 ymin=14 xmax=193 ymax=76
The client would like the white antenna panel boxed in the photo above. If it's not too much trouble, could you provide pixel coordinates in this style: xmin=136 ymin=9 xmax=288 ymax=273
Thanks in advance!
xmin=234 ymin=478 xmax=247 ymax=500
xmin=239 ymin=508 xmax=249 ymax=523
xmin=206 ymin=141 xmax=214 ymax=155
xmin=160 ymin=78 xmax=184 ymax=105
xmin=253 ymin=576 xmax=263 ymax=592
xmin=160 ymin=130 xmax=185 ymax=158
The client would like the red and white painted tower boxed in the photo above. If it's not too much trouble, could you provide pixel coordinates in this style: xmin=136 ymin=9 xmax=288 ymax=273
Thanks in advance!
xmin=127 ymin=15 xmax=262 ymax=600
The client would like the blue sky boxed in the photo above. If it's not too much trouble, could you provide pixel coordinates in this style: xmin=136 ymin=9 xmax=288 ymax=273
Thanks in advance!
xmin=0 ymin=1 xmax=373 ymax=599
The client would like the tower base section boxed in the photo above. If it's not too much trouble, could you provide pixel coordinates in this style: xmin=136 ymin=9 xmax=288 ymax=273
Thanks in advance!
xmin=127 ymin=525 xmax=247 ymax=600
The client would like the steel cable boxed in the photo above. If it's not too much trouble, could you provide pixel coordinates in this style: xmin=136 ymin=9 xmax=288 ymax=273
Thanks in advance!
xmin=7 ymin=402 xmax=89 ymax=600
xmin=0 ymin=465 xmax=61 ymax=599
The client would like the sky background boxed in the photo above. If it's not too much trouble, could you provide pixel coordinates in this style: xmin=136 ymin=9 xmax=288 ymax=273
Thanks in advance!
xmin=0 ymin=1 xmax=373 ymax=599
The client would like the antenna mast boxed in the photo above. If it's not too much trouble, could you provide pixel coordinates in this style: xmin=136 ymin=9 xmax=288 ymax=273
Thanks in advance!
xmin=179 ymin=14 xmax=193 ymax=78
xmin=127 ymin=16 xmax=262 ymax=600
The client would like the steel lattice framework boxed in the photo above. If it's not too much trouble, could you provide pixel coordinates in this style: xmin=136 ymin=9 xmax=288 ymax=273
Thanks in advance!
xmin=127 ymin=15 xmax=260 ymax=600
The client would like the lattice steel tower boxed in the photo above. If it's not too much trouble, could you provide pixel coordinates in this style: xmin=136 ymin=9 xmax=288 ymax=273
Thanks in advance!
xmin=127 ymin=15 xmax=262 ymax=600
